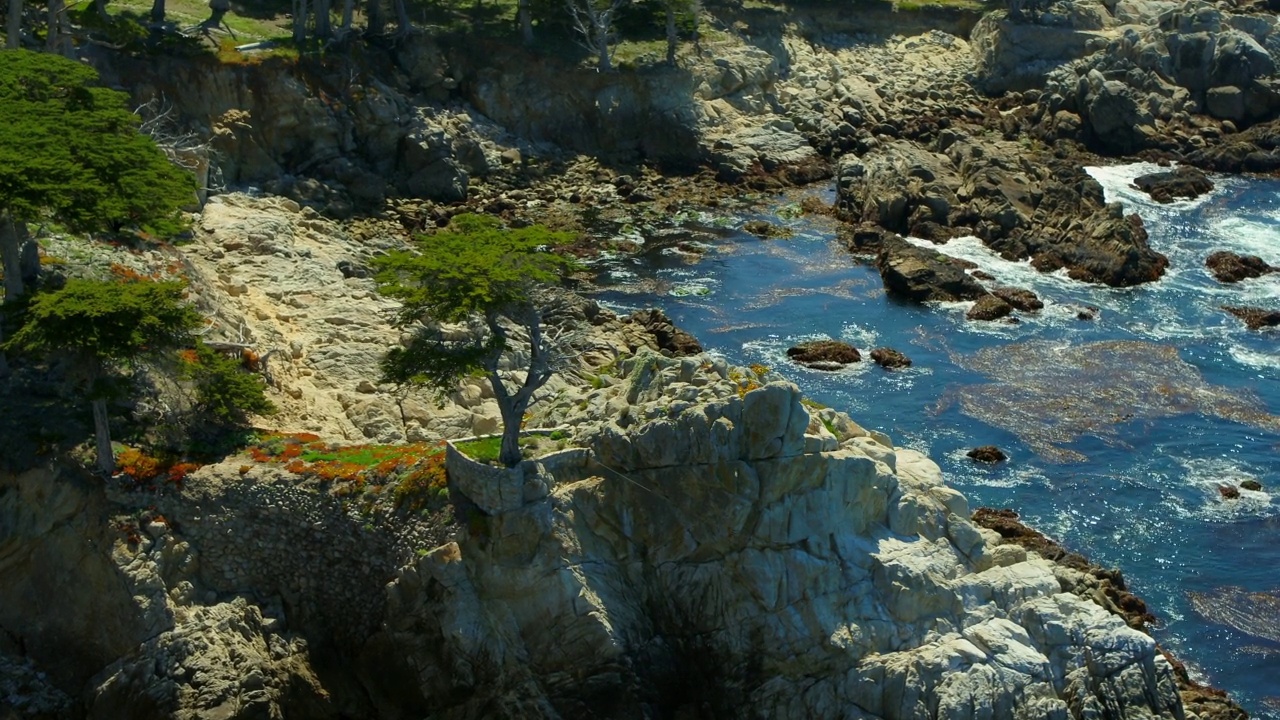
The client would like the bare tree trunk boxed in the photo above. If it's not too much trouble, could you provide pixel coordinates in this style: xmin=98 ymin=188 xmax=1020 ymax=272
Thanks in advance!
xmin=314 ymin=0 xmax=330 ymax=37
xmin=46 ymin=0 xmax=66 ymax=55
xmin=340 ymin=0 xmax=353 ymax=31
xmin=92 ymin=397 xmax=114 ymax=474
xmin=665 ymin=1 xmax=676 ymax=65
xmin=594 ymin=18 xmax=610 ymax=71
xmin=392 ymin=0 xmax=409 ymax=34
xmin=1 ymin=215 xmax=24 ymax=302
xmin=94 ymin=0 xmax=108 ymax=18
xmin=203 ymin=0 xmax=229 ymax=27
xmin=293 ymin=0 xmax=308 ymax=43
xmin=0 ymin=216 xmax=17 ymax=377
xmin=366 ymin=0 xmax=383 ymax=34
xmin=6 ymin=0 xmax=21 ymax=48
xmin=150 ymin=0 xmax=165 ymax=22
xmin=518 ymin=0 xmax=532 ymax=44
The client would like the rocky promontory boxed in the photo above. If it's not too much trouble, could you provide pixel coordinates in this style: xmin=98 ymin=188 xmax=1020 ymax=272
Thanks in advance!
xmin=2 ymin=350 xmax=1202 ymax=719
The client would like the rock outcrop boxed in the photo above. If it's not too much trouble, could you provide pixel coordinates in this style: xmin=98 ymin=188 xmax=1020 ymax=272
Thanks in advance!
xmin=838 ymin=141 xmax=1169 ymax=287
xmin=786 ymin=339 xmax=862 ymax=370
xmin=870 ymin=347 xmax=913 ymax=369
xmin=1223 ymin=305 xmax=1280 ymax=329
xmin=365 ymin=354 xmax=1189 ymax=718
xmin=1206 ymin=250 xmax=1276 ymax=282
xmin=1133 ymin=166 xmax=1215 ymax=203
xmin=1006 ymin=0 xmax=1280 ymax=155
xmin=876 ymin=236 xmax=989 ymax=302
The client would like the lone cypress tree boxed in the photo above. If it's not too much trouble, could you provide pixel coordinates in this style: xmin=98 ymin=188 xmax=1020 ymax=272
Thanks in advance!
xmin=374 ymin=214 xmax=578 ymax=468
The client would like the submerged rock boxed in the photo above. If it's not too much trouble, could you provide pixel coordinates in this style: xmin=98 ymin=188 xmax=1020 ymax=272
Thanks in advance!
xmin=870 ymin=347 xmax=913 ymax=369
xmin=1219 ymin=485 xmax=1242 ymax=500
xmin=1206 ymin=251 xmax=1276 ymax=283
xmin=1241 ymin=479 xmax=1263 ymax=491
xmin=786 ymin=340 xmax=861 ymax=369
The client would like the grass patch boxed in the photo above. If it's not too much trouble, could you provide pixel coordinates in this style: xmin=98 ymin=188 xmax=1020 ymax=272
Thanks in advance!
xmin=893 ymin=0 xmax=987 ymax=11
xmin=454 ymin=436 xmax=503 ymax=463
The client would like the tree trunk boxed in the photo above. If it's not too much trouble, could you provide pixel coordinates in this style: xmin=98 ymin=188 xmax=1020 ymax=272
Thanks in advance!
xmin=665 ymin=2 xmax=676 ymax=65
xmin=495 ymin=380 xmax=525 ymax=467
xmin=340 ymin=0 xmax=353 ymax=31
xmin=92 ymin=397 xmax=114 ymax=474
xmin=518 ymin=0 xmax=532 ymax=44
xmin=204 ymin=0 xmax=229 ymax=27
xmin=95 ymin=0 xmax=109 ymax=18
xmin=1 ymin=214 xmax=24 ymax=301
xmin=293 ymin=0 xmax=308 ymax=44
xmin=46 ymin=0 xmax=61 ymax=54
xmin=149 ymin=0 xmax=165 ymax=22
xmin=392 ymin=0 xmax=408 ymax=34
xmin=314 ymin=0 xmax=330 ymax=37
xmin=6 ymin=0 xmax=21 ymax=48
xmin=595 ymin=18 xmax=610 ymax=71
xmin=365 ymin=0 xmax=383 ymax=34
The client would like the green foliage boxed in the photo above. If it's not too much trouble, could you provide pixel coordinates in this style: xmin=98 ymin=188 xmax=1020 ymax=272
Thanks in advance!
xmin=373 ymin=213 xmax=578 ymax=390
xmin=0 ymin=50 xmax=195 ymax=237
xmin=5 ymin=278 xmax=201 ymax=368
xmin=375 ymin=214 xmax=579 ymax=326
xmin=182 ymin=341 xmax=275 ymax=425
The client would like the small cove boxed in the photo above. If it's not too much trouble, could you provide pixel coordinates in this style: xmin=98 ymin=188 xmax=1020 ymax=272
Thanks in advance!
xmin=591 ymin=166 xmax=1280 ymax=716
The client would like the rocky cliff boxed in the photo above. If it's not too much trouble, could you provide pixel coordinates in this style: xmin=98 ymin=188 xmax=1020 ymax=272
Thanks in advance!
xmin=2 ymin=350 xmax=1198 ymax=719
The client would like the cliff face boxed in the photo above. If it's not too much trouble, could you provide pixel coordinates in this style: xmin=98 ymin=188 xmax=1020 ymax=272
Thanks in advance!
xmin=2 ymin=353 xmax=1191 ymax=719
xmin=367 ymin=354 xmax=1184 ymax=719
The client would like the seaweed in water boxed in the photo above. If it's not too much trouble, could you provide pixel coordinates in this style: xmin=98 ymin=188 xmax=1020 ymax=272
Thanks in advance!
xmin=952 ymin=340 xmax=1280 ymax=463
xmin=1188 ymin=586 xmax=1280 ymax=645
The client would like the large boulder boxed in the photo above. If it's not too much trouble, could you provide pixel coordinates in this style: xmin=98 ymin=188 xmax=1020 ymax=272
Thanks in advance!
xmin=971 ymin=12 xmax=1111 ymax=94
xmin=786 ymin=340 xmax=862 ymax=370
xmin=1205 ymin=250 xmax=1275 ymax=282
xmin=876 ymin=237 xmax=990 ymax=302
xmin=1133 ymin=166 xmax=1215 ymax=202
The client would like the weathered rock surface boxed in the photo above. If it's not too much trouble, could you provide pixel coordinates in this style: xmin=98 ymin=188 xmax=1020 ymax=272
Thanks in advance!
xmin=625 ymin=309 xmax=704 ymax=357
xmin=839 ymin=142 xmax=1170 ymax=287
xmin=786 ymin=339 xmax=862 ymax=369
xmin=967 ymin=294 xmax=1016 ymax=321
xmin=967 ymin=445 xmax=1009 ymax=463
xmin=87 ymin=600 xmax=333 ymax=720
xmin=870 ymin=347 xmax=913 ymax=369
xmin=1223 ymin=305 xmax=1280 ymax=328
xmin=1206 ymin=250 xmax=1276 ymax=282
xmin=1134 ymin=166 xmax=1215 ymax=203
xmin=992 ymin=286 xmax=1045 ymax=311
xmin=367 ymin=355 xmax=1189 ymax=718
xmin=876 ymin=237 xmax=989 ymax=302
xmin=1009 ymin=0 xmax=1280 ymax=156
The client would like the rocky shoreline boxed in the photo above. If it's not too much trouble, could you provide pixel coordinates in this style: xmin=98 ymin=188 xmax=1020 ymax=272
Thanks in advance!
xmin=4 ymin=0 xmax=1279 ymax=716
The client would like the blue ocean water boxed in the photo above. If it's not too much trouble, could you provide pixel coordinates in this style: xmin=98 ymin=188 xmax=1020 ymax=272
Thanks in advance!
xmin=593 ymin=165 xmax=1280 ymax=715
